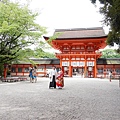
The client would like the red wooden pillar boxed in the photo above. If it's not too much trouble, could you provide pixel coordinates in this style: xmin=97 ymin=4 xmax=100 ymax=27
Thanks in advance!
xmin=16 ymin=65 xmax=18 ymax=76
xmin=84 ymin=57 xmax=87 ymax=78
xmin=69 ymin=57 xmax=72 ymax=77
xmin=23 ymin=64 xmax=24 ymax=76
xmin=113 ymin=65 xmax=115 ymax=78
xmin=104 ymin=65 xmax=106 ymax=78
xmin=60 ymin=57 xmax=62 ymax=68
xmin=62 ymin=66 xmax=64 ymax=74
xmin=4 ymin=68 xmax=7 ymax=78
xmin=94 ymin=59 xmax=97 ymax=78
xmin=59 ymin=57 xmax=65 ymax=75
xmin=69 ymin=66 xmax=72 ymax=77
xmin=44 ymin=64 xmax=46 ymax=76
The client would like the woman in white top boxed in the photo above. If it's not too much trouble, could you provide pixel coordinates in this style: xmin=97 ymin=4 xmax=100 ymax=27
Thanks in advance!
xmin=49 ymin=66 xmax=57 ymax=88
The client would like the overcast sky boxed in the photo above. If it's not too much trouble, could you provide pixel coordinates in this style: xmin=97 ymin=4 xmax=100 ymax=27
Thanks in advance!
xmin=27 ymin=0 xmax=116 ymax=51
xmin=12 ymin=0 xmax=115 ymax=51
xmin=23 ymin=0 xmax=109 ymax=35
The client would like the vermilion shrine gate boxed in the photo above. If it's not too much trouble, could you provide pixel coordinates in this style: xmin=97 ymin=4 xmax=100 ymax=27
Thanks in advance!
xmin=44 ymin=27 xmax=107 ymax=77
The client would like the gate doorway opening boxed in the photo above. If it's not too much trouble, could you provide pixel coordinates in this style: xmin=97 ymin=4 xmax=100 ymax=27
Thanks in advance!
xmin=72 ymin=66 xmax=94 ymax=78
xmin=72 ymin=67 xmax=84 ymax=77
xmin=87 ymin=66 xmax=94 ymax=78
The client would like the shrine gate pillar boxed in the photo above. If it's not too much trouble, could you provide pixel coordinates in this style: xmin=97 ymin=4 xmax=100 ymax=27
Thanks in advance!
xmin=69 ymin=57 xmax=72 ymax=77
xmin=60 ymin=57 xmax=62 ymax=69
xmin=60 ymin=57 xmax=64 ymax=74
xmin=94 ymin=59 xmax=97 ymax=78
xmin=62 ymin=66 xmax=64 ymax=75
xmin=84 ymin=58 xmax=87 ymax=78
xmin=69 ymin=66 xmax=72 ymax=77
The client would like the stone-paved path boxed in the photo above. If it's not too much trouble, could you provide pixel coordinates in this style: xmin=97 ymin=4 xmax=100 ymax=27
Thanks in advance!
xmin=0 ymin=77 xmax=120 ymax=120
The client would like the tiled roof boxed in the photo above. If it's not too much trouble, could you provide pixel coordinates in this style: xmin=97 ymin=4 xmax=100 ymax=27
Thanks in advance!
xmin=30 ymin=58 xmax=60 ymax=64
xmin=97 ymin=58 xmax=120 ymax=64
xmin=14 ymin=58 xmax=60 ymax=65
xmin=14 ymin=58 xmax=120 ymax=65
xmin=54 ymin=27 xmax=107 ymax=39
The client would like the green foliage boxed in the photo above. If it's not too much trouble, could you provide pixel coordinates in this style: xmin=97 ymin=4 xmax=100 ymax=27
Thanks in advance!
xmin=0 ymin=0 xmax=46 ymax=65
xmin=101 ymin=49 xmax=120 ymax=58
xmin=13 ymin=48 xmax=56 ymax=63
xmin=47 ymin=32 xmax=62 ymax=45
xmin=41 ymin=52 xmax=56 ymax=58
xmin=90 ymin=0 xmax=120 ymax=51
xmin=30 ymin=47 xmax=56 ymax=58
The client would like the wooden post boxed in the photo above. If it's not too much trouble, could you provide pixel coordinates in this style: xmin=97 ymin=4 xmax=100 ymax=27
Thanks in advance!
xmin=60 ymin=57 xmax=64 ymax=75
xmin=23 ymin=64 xmax=24 ymax=76
xmin=4 ymin=64 xmax=8 ymax=78
xmin=60 ymin=57 xmax=62 ymax=68
xmin=62 ymin=66 xmax=64 ymax=74
xmin=119 ymin=76 xmax=120 ymax=88
xmin=44 ymin=65 xmax=46 ymax=76
xmin=113 ymin=65 xmax=115 ymax=78
xmin=94 ymin=59 xmax=97 ymax=78
xmin=69 ymin=66 xmax=72 ymax=77
xmin=84 ymin=57 xmax=87 ymax=78
xmin=104 ymin=65 xmax=106 ymax=78
xmin=4 ymin=68 xmax=7 ymax=78
xmin=16 ymin=65 xmax=18 ymax=76
xmin=69 ymin=56 xmax=72 ymax=77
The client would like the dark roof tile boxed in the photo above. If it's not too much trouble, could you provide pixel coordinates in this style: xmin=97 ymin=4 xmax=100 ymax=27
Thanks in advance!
xmin=54 ymin=27 xmax=107 ymax=39
xmin=97 ymin=58 xmax=120 ymax=64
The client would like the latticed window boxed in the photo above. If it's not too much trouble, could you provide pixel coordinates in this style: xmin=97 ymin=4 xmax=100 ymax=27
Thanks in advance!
xmin=24 ymin=67 xmax=29 ymax=72
xmin=11 ymin=67 xmax=16 ymax=72
xmin=115 ymin=69 xmax=120 ymax=74
xmin=18 ymin=68 xmax=22 ymax=72
xmin=37 ymin=65 xmax=44 ymax=71
xmin=97 ymin=68 xmax=103 ymax=74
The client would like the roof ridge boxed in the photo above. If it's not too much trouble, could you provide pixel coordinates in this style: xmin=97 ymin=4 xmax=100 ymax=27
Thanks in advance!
xmin=55 ymin=27 xmax=103 ymax=32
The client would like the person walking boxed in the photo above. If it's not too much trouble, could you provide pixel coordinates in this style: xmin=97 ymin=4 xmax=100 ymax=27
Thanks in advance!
xmin=32 ymin=66 xmax=37 ymax=83
xmin=49 ymin=66 xmax=57 ymax=88
xmin=29 ymin=67 xmax=33 ymax=83
xmin=109 ymin=70 xmax=112 ymax=82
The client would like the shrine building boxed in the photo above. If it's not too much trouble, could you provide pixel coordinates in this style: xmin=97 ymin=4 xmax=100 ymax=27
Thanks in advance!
xmin=44 ymin=27 xmax=107 ymax=78
xmin=3 ymin=27 xmax=120 ymax=79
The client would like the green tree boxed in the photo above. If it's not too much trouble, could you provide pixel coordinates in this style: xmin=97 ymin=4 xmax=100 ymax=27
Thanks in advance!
xmin=42 ymin=52 xmax=56 ymax=58
xmin=90 ymin=0 xmax=120 ymax=52
xmin=0 ymin=0 xmax=46 ymax=65
xmin=14 ymin=48 xmax=56 ymax=64
xmin=101 ymin=49 xmax=120 ymax=58
xmin=29 ymin=48 xmax=56 ymax=58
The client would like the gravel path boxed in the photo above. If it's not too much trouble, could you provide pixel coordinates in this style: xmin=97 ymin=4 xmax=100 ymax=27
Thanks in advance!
xmin=0 ymin=77 xmax=120 ymax=120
